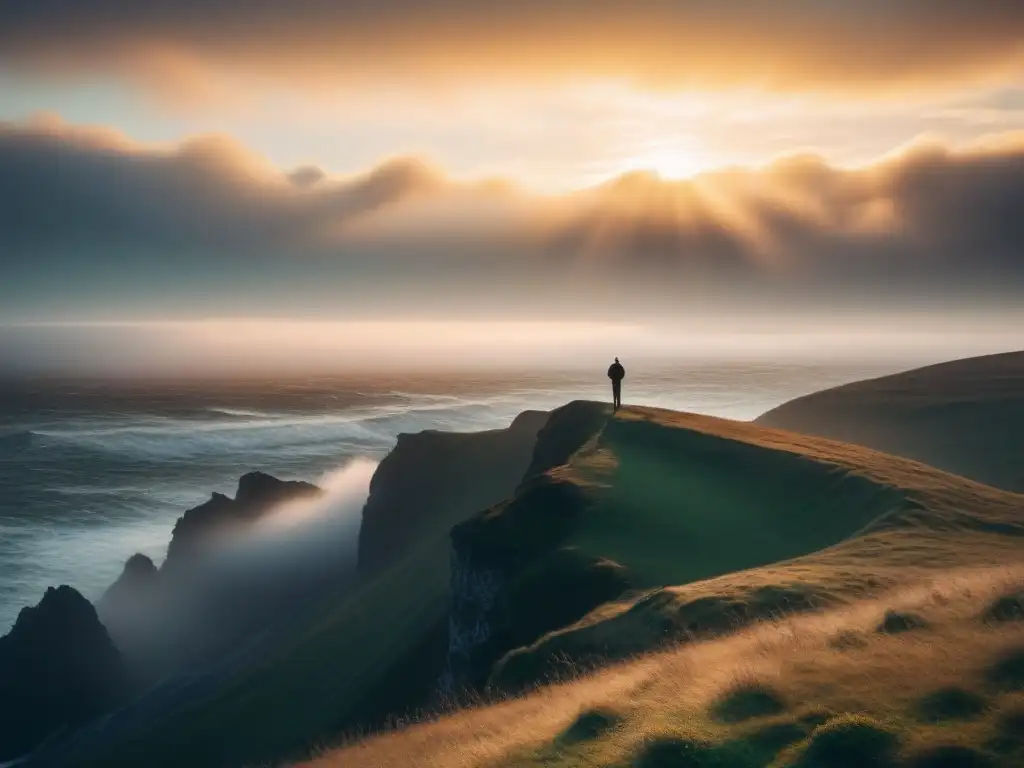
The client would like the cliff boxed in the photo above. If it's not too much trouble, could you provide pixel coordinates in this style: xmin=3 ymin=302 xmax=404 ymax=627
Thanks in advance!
xmin=444 ymin=401 xmax=1024 ymax=692
xmin=164 ymin=471 xmax=323 ymax=568
xmin=756 ymin=350 xmax=1024 ymax=492
xmin=59 ymin=410 xmax=550 ymax=768
xmin=0 ymin=586 xmax=129 ymax=761
xmin=98 ymin=471 xmax=325 ymax=678
xmin=358 ymin=409 xmax=548 ymax=572
xmin=27 ymin=400 xmax=1024 ymax=768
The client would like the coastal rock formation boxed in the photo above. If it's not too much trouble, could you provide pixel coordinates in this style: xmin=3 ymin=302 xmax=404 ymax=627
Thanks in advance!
xmin=358 ymin=409 xmax=548 ymax=573
xmin=757 ymin=351 xmax=1024 ymax=492
xmin=0 ymin=586 xmax=129 ymax=761
xmin=443 ymin=402 xmax=631 ymax=691
xmin=98 ymin=472 xmax=325 ymax=677
xmin=102 ymin=553 xmax=159 ymax=603
xmin=164 ymin=471 xmax=323 ymax=568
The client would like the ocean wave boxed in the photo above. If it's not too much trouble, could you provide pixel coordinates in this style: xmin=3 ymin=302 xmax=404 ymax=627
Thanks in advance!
xmin=203 ymin=407 xmax=276 ymax=419
xmin=24 ymin=394 xmax=536 ymax=461
xmin=0 ymin=430 xmax=35 ymax=451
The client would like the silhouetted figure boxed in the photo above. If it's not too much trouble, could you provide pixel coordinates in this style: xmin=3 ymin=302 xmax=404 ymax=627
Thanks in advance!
xmin=607 ymin=357 xmax=625 ymax=411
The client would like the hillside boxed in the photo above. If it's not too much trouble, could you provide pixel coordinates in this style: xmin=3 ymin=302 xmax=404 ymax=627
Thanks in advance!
xmin=305 ymin=565 xmax=1024 ymax=768
xmin=359 ymin=409 xmax=548 ymax=572
xmin=304 ymin=401 xmax=1024 ymax=768
xmin=756 ymin=351 xmax=1024 ymax=492
xmin=444 ymin=402 xmax=1024 ymax=692
xmin=37 ymin=410 xmax=547 ymax=768
xmin=38 ymin=400 xmax=1024 ymax=768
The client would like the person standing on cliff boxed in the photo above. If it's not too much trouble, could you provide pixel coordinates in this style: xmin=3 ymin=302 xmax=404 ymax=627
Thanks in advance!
xmin=607 ymin=357 xmax=625 ymax=411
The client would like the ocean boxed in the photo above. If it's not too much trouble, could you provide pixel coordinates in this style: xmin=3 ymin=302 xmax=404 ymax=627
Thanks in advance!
xmin=0 ymin=357 xmax=939 ymax=631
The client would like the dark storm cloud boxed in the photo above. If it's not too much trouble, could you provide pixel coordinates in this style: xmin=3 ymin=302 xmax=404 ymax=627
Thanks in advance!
xmin=1 ymin=119 xmax=1022 ymax=309
xmin=0 ymin=121 xmax=445 ymax=251
xmin=1 ymin=2 xmax=1023 ymax=93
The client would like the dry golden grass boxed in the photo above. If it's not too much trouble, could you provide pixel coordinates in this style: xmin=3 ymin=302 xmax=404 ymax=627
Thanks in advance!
xmin=300 ymin=565 xmax=1024 ymax=768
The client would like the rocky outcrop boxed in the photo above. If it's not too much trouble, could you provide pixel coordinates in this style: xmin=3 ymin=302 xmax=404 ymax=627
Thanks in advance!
xmin=0 ymin=586 xmax=129 ymax=761
xmin=98 ymin=472 xmax=325 ymax=679
xmin=358 ymin=410 xmax=548 ymax=573
xmin=102 ymin=553 xmax=159 ymax=604
xmin=164 ymin=471 xmax=322 ymax=569
xmin=442 ymin=403 xmax=631 ymax=692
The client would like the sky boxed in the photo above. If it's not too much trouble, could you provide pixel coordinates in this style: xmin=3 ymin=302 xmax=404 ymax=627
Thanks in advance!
xmin=0 ymin=2 xmax=1022 ymax=371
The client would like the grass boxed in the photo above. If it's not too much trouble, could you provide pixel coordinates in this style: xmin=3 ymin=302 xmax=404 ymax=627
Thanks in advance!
xmin=878 ymin=610 xmax=931 ymax=635
xmin=982 ymin=591 xmax=1024 ymax=624
xmin=710 ymin=680 xmax=788 ymax=724
xmin=916 ymin=688 xmax=988 ymax=723
xmin=904 ymin=744 xmax=995 ymax=768
xmin=986 ymin=646 xmax=1024 ymax=692
xmin=302 ymin=565 xmax=1024 ymax=768
xmin=754 ymin=350 xmax=1024 ymax=493
xmin=53 ymin=402 xmax=1024 ymax=768
xmin=558 ymin=706 xmax=623 ymax=744
xmin=793 ymin=713 xmax=902 ymax=767
xmin=470 ymin=403 xmax=1024 ymax=689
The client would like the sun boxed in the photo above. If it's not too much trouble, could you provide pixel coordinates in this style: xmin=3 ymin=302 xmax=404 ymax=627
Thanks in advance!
xmin=612 ymin=137 xmax=712 ymax=180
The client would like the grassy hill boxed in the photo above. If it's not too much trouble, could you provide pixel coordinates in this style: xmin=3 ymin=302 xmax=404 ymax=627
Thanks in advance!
xmin=445 ymin=402 xmax=1024 ymax=692
xmin=756 ymin=351 xmax=1024 ymax=492
xmin=304 ymin=566 xmax=1024 ymax=768
xmin=302 ymin=403 xmax=1024 ymax=768
xmin=45 ymin=400 xmax=1024 ymax=768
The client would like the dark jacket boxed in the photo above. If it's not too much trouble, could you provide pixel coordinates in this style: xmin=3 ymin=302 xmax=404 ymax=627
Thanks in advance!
xmin=607 ymin=362 xmax=625 ymax=382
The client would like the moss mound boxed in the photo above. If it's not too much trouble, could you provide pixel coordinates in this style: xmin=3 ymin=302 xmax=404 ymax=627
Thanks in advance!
xmin=743 ymin=720 xmax=808 ymax=756
xmin=916 ymin=686 xmax=988 ymax=722
xmin=876 ymin=610 xmax=930 ymax=634
xmin=559 ymin=706 xmax=622 ymax=744
xmin=486 ymin=548 xmax=631 ymax=690
xmin=906 ymin=745 xmax=994 ymax=768
xmin=982 ymin=591 xmax=1024 ymax=624
xmin=795 ymin=714 xmax=901 ymax=768
xmin=988 ymin=706 xmax=1024 ymax=754
xmin=711 ymin=681 xmax=787 ymax=723
xmin=632 ymin=735 xmax=758 ymax=768
xmin=797 ymin=709 xmax=835 ymax=728
xmin=985 ymin=646 xmax=1024 ymax=691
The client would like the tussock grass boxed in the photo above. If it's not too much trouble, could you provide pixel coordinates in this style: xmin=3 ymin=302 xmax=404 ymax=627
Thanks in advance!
xmin=988 ymin=703 xmax=1024 ymax=755
xmin=877 ymin=610 xmax=930 ymax=635
xmin=982 ymin=589 xmax=1024 ymax=624
xmin=709 ymin=679 xmax=787 ymax=723
xmin=793 ymin=713 xmax=901 ymax=767
xmin=301 ymin=565 xmax=1024 ymax=768
xmin=558 ymin=706 xmax=623 ymax=744
xmin=631 ymin=734 xmax=758 ymax=767
xmin=904 ymin=744 xmax=995 ymax=768
xmin=985 ymin=646 xmax=1024 ymax=692
xmin=916 ymin=687 xmax=988 ymax=723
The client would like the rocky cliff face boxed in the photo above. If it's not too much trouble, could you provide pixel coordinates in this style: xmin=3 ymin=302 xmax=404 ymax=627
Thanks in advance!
xmin=442 ymin=402 xmax=630 ymax=692
xmin=164 ymin=471 xmax=323 ymax=569
xmin=0 ymin=586 xmax=129 ymax=761
xmin=98 ymin=471 xmax=325 ymax=678
xmin=358 ymin=410 xmax=548 ymax=573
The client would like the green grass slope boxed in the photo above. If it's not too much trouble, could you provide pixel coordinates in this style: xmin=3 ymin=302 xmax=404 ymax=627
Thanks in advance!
xmin=756 ymin=351 xmax=1024 ymax=492
xmin=448 ymin=402 xmax=1023 ymax=690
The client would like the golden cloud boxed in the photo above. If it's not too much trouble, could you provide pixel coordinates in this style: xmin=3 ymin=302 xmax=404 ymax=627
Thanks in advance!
xmin=2 ymin=2 xmax=1024 ymax=96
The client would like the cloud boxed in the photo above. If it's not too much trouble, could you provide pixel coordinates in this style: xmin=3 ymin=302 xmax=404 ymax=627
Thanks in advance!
xmin=0 ymin=117 xmax=1022 ymax=320
xmin=2 ymin=2 xmax=1024 ymax=96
